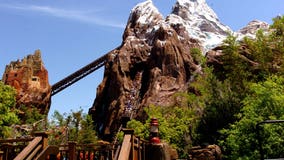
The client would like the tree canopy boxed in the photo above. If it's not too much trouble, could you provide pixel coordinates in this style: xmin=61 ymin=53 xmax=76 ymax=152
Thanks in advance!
xmin=0 ymin=81 xmax=19 ymax=138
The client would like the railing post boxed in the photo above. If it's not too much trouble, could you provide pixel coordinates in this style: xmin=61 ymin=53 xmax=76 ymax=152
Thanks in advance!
xmin=34 ymin=132 xmax=48 ymax=150
xmin=0 ymin=151 xmax=3 ymax=160
xmin=68 ymin=141 xmax=77 ymax=160
xmin=118 ymin=129 xmax=134 ymax=160
xmin=2 ymin=143 xmax=13 ymax=160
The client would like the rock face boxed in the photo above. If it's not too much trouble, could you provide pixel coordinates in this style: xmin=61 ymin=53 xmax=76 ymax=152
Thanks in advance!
xmin=89 ymin=0 xmax=202 ymax=138
xmin=206 ymin=20 xmax=270 ymax=75
xmin=89 ymin=0 xmax=269 ymax=139
xmin=189 ymin=145 xmax=222 ymax=160
xmin=169 ymin=0 xmax=232 ymax=51
xmin=2 ymin=50 xmax=51 ymax=114
xmin=236 ymin=20 xmax=270 ymax=39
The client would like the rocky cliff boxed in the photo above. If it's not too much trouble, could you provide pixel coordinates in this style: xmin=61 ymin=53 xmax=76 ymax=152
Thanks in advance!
xmin=2 ymin=50 xmax=51 ymax=114
xmin=89 ymin=0 xmax=269 ymax=139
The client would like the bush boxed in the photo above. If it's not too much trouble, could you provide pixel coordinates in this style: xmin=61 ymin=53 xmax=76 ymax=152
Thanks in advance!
xmin=0 ymin=81 xmax=19 ymax=138
xmin=126 ymin=104 xmax=199 ymax=158
xmin=219 ymin=76 xmax=284 ymax=159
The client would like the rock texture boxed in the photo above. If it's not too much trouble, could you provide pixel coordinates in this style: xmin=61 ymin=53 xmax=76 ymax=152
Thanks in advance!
xmin=206 ymin=20 xmax=269 ymax=75
xmin=188 ymin=145 xmax=222 ymax=160
xmin=89 ymin=0 xmax=270 ymax=139
xmin=89 ymin=0 xmax=202 ymax=138
xmin=236 ymin=20 xmax=270 ymax=39
xmin=2 ymin=50 xmax=51 ymax=114
xmin=168 ymin=0 xmax=232 ymax=51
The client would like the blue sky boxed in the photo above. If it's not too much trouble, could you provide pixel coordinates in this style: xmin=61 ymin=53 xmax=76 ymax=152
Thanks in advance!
xmin=0 ymin=0 xmax=283 ymax=117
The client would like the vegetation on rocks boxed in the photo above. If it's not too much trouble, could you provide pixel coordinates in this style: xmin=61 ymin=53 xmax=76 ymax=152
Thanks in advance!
xmin=48 ymin=109 xmax=97 ymax=145
xmin=0 ymin=81 xmax=19 ymax=138
xmin=0 ymin=16 xmax=283 ymax=159
xmin=127 ymin=16 xmax=284 ymax=159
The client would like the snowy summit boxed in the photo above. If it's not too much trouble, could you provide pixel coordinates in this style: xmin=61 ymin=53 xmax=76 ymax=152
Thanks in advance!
xmin=125 ymin=0 xmax=269 ymax=52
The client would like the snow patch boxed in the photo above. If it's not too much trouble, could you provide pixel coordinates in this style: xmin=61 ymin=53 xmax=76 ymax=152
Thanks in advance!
xmin=169 ymin=0 xmax=232 ymax=52
xmin=129 ymin=0 xmax=162 ymax=25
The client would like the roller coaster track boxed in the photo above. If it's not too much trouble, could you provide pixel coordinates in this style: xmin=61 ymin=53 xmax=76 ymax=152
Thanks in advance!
xmin=51 ymin=53 xmax=109 ymax=96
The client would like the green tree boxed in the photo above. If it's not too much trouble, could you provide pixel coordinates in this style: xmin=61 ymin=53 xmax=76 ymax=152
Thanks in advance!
xmin=0 ymin=81 xmax=19 ymax=138
xmin=78 ymin=114 xmax=98 ymax=144
xmin=190 ymin=47 xmax=206 ymax=67
xmin=17 ymin=105 xmax=46 ymax=131
xmin=48 ymin=109 xmax=97 ymax=145
xmin=195 ymin=69 xmax=241 ymax=144
xmin=221 ymin=34 xmax=252 ymax=89
xmin=219 ymin=76 xmax=284 ymax=159
xmin=127 ymin=104 xmax=199 ymax=158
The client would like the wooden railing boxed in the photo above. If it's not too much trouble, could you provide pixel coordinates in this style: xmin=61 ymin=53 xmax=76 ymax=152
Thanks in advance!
xmin=0 ymin=132 xmax=52 ymax=160
xmin=0 ymin=137 xmax=33 ymax=160
xmin=57 ymin=142 xmax=114 ymax=160
xmin=1 ymin=134 xmax=115 ymax=160
xmin=116 ymin=129 xmax=148 ymax=160
xmin=0 ymin=130 xmax=151 ymax=160
xmin=36 ymin=145 xmax=59 ymax=160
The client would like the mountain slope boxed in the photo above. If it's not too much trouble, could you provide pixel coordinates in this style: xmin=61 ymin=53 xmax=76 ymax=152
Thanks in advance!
xmin=89 ymin=0 xmax=270 ymax=139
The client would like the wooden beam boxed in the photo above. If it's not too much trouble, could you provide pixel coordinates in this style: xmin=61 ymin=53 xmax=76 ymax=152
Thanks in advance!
xmin=118 ymin=135 xmax=132 ymax=160
xmin=14 ymin=137 xmax=42 ymax=160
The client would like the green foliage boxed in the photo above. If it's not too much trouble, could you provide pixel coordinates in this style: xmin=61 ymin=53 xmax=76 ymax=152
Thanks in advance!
xmin=270 ymin=16 xmax=284 ymax=40
xmin=48 ymin=109 xmax=97 ymax=145
xmin=78 ymin=114 xmax=97 ymax=144
xmin=18 ymin=105 xmax=45 ymax=125
xmin=221 ymin=34 xmax=252 ymax=87
xmin=0 ymin=81 xmax=19 ymax=138
xmin=127 ymin=119 xmax=149 ymax=139
xmin=219 ymin=76 xmax=284 ymax=159
xmin=190 ymin=47 xmax=206 ymax=66
xmin=193 ymin=16 xmax=284 ymax=159
xmin=197 ymin=76 xmax=241 ymax=143
xmin=127 ymin=104 xmax=199 ymax=158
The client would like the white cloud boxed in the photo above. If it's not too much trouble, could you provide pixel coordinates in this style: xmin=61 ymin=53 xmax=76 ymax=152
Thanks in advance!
xmin=0 ymin=3 xmax=125 ymax=28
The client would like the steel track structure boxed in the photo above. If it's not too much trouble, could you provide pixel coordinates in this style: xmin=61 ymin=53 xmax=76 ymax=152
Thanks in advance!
xmin=51 ymin=53 xmax=108 ymax=96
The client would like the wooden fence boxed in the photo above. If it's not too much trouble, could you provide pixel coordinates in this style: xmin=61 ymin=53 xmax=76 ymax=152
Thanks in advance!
xmin=116 ymin=129 xmax=148 ymax=160
xmin=0 ymin=129 xmax=150 ymax=160
xmin=56 ymin=142 xmax=113 ymax=160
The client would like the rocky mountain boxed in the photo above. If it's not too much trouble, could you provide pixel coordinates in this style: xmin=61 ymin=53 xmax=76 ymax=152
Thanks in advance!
xmin=236 ymin=20 xmax=270 ymax=39
xmin=2 ymin=50 xmax=51 ymax=115
xmin=168 ymin=0 xmax=232 ymax=51
xmin=89 ymin=0 xmax=269 ymax=139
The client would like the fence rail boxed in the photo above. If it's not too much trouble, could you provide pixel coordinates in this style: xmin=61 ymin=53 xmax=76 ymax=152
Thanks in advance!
xmin=0 ymin=133 xmax=118 ymax=160
xmin=0 ymin=129 xmax=150 ymax=160
xmin=0 ymin=132 xmax=48 ymax=160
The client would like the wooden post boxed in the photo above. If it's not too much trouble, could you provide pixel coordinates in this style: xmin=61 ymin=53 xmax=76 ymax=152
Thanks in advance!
xmin=2 ymin=144 xmax=12 ymax=160
xmin=68 ymin=142 xmax=77 ymax=160
xmin=0 ymin=151 xmax=3 ymax=160
xmin=137 ymin=136 xmax=141 ymax=160
xmin=118 ymin=129 xmax=134 ymax=160
xmin=34 ymin=132 xmax=48 ymax=149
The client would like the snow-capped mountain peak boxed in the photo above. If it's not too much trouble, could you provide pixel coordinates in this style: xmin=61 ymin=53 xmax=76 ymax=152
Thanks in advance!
xmin=127 ymin=0 xmax=162 ymax=25
xmin=175 ymin=0 xmax=217 ymax=22
xmin=236 ymin=20 xmax=270 ymax=39
xmin=169 ymin=0 xmax=232 ymax=51
xmin=124 ymin=0 xmax=269 ymax=53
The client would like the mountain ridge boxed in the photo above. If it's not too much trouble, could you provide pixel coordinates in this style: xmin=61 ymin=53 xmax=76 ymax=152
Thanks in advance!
xmin=130 ymin=0 xmax=269 ymax=51
xmin=89 ymin=0 xmax=270 ymax=139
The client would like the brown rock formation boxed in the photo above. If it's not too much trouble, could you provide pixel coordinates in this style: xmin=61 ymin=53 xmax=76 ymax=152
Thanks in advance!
xmin=89 ymin=1 xmax=202 ymax=138
xmin=189 ymin=145 xmax=222 ymax=160
xmin=89 ymin=0 xmax=269 ymax=140
xmin=2 ymin=50 xmax=51 ymax=114
xmin=238 ymin=20 xmax=269 ymax=36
